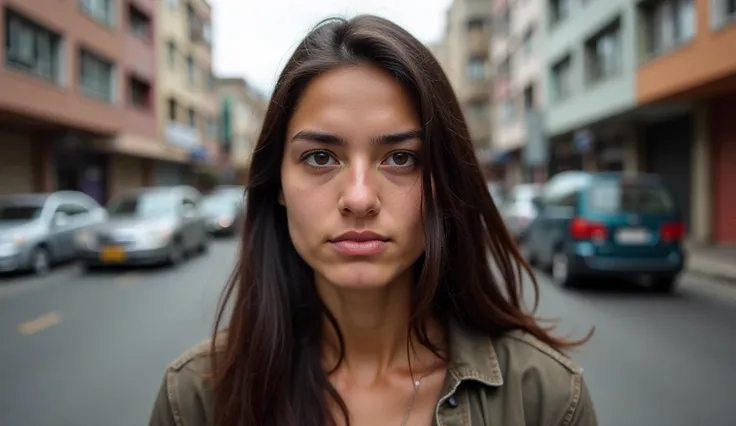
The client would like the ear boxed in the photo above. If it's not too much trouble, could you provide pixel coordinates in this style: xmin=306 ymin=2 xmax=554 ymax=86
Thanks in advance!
xmin=278 ymin=191 xmax=286 ymax=206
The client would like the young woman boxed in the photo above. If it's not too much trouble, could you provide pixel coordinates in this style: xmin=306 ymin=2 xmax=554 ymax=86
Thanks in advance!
xmin=150 ymin=15 xmax=596 ymax=426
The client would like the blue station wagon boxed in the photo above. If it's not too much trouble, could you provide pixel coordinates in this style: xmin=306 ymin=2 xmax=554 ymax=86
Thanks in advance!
xmin=523 ymin=171 xmax=686 ymax=292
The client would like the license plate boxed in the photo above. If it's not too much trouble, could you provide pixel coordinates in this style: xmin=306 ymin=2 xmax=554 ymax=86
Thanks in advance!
xmin=616 ymin=228 xmax=650 ymax=245
xmin=100 ymin=246 xmax=126 ymax=263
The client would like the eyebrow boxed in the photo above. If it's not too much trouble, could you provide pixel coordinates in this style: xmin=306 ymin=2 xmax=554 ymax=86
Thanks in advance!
xmin=289 ymin=129 xmax=422 ymax=146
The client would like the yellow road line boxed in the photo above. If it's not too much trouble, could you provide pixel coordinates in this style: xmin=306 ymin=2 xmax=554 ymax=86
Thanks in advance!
xmin=18 ymin=311 xmax=62 ymax=336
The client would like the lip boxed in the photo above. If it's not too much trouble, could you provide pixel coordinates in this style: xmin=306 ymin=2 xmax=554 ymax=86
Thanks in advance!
xmin=330 ymin=230 xmax=389 ymax=256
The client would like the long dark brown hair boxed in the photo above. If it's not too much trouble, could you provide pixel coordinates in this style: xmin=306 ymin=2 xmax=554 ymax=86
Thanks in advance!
xmin=211 ymin=14 xmax=589 ymax=426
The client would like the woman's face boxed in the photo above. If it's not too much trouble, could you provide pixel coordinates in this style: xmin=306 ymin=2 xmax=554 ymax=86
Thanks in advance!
xmin=281 ymin=64 xmax=425 ymax=290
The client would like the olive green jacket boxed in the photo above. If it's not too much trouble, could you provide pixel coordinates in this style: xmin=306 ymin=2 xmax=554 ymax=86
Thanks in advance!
xmin=149 ymin=323 xmax=597 ymax=426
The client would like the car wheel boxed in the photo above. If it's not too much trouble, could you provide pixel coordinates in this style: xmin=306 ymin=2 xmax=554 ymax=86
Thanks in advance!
xmin=651 ymin=276 xmax=677 ymax=293
xmin=552 ymin=250 xmax=575 ymax=288
xmin=197 ymin=233 xmax=209 ymax=254
xmin=167 ymin=240 xmax=184 ymax=266
xmin=30 ymin=246 xmax=51 ymax=276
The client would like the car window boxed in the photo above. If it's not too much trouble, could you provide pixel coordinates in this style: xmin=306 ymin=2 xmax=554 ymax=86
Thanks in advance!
xmin=108 ymin=192 xmax=177 ymax=218
xmin=0 ymin=203 xmax=43 ymax=220
xmin=588 ymin=181 xmax=676 ymax=214
xmin=56 ymin=203 xmax=88 ymax=216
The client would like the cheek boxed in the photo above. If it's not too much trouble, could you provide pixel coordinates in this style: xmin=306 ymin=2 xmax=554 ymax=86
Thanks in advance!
xmin=391 ymin=180 xmax=425 ymax=244
xmin=281 ymin=173 xmax=332 ymax=249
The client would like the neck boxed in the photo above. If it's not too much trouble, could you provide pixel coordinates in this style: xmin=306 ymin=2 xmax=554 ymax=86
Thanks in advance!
xmin=317 ymin=270 xmax=439 ymax=378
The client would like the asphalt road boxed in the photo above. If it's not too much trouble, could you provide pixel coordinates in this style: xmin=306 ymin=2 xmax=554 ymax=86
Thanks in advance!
xmin=1 ymin=239 xmax=735 ymax=426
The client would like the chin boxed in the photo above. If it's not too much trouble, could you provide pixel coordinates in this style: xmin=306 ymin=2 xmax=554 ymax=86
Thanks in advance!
xmin=319 ymin=263 xmax=401 ymax=290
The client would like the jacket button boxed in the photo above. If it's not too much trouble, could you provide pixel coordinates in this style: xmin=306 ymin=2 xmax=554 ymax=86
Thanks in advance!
xmin=447 ymin=395 xmax=458 ymax=408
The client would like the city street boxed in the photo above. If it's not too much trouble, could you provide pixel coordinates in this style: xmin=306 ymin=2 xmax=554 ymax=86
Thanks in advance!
xmin=1 ymin=240 xmax=735 ymax=426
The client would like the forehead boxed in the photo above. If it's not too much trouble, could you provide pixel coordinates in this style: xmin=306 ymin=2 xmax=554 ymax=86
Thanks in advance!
xmin=287 ymin=65 xmax=420 ymax=138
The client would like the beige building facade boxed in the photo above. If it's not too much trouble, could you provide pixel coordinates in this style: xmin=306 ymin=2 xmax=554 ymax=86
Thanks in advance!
xmin=491 ymin=0 xmax=545 ymax=185
xmin=155 ymin=0 xmax=218 ymax=185
xmin=434 ymin=0 xmax=494 ymax=155
xmin=216 ymin=78 xmax=267 ymax=185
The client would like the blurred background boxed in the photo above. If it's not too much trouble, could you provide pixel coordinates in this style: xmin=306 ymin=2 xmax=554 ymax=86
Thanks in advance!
xmin=0 ymin=0 xmax=734 ymax=425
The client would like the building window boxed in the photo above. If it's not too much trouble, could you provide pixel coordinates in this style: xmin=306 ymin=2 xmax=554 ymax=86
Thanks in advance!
xmin=168 ymin=98 xmax=178 ymax=121
xmin=206 ymin=118 xmax=218 ymax=138
xmin=498 ymin=55 xmax=511 ymax=78
xmin=641 ymin=0 xmax=695 ymax=57
xmin=500 ymin=98 xmax=517 ymax=123
xmin=128 ymin=75 xmax=151 ymax=110
xmin=551 ymin=55 xmax=573 ymax=101
xmin=186 ymin=56 xmax=196 ymax=83
xmin=79 ymin=49 xmax=114 ymax=103
xmin=188 ymin=108 xmax=196 ymax=128
xmin=167 ymin=41 xmax=176 ymax=68
xmin=467 ymin=18 xmax=487 ymax=32
xmin=128 ymin=4 xmax=151 ymax=40
xmin=79 ymin=0 xmax=114 ymax=27
xmin=466 ymin=56 xmax=486 ymax=80
xmin=585 ymin=19 xmax=621 ymax=84
xmin=711 ymin=0 xmax=736 ymax=29
xmin=4 ymin=10 xmax=62 ymax=84
xmin=522 ymin=27 xmax=535 ymax=56
xmin=203 ymin=22 xmax=212 ymax=44
xmin=550 ymin=0 xmax=572 ymax=25
xmin=466 ymin=99 xmax=489 ymax=122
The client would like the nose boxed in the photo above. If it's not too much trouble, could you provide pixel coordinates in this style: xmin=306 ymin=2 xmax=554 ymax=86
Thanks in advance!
xmin=337 ymin=163 xmax=380 ymax=218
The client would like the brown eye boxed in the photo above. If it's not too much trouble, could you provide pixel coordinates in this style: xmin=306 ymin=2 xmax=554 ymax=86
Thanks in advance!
xmin=304 ymin=151 xmax=337 ymax=167
xmin=384 ymin=151 xmax=417 ymax=167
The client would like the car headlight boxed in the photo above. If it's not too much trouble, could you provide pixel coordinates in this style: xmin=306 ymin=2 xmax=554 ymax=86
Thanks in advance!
xmin=74 ymin=231 xmax=92 ymax=246
xmin=217 ymin=216 xmax=234 ymax=228
xmin=10 ymin=233 xmax=26 ymax=246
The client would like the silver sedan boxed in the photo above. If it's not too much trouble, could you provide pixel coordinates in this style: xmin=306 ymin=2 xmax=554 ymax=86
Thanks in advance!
xmin=77 ymin=186 xmax=210 ymax=269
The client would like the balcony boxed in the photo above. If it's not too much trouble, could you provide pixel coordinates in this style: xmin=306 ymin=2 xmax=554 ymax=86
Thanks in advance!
xmin=129 ymin=0 xmax=156 ymax=15
xmin=124 ymin=33 xmax=155 ymax=81
xmin=464 ymin=78 xmax=492 ymax=100
xmin=166 ymin=122 xmax=200 ymax=149
xmin=467 ymin=30 xmax=490 ymax=56
xmin=124 ymin=108 xmax=157 ymax=139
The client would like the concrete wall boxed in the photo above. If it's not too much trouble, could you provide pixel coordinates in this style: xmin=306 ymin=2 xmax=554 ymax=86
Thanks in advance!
xmin=541 ymin=0 xmax=637 ymax=136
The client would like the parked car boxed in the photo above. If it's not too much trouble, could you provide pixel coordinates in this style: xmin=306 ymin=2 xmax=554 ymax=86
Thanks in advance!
xmin=523 ymin=171 xmax=686 ymax=292
xmin=499 ymin=183 xmax=543 ymax=242
xmin=76 ymin=186 xmax=209 ymax=269
xmin=0 ymin=191 xmax=107 ymax=275
xmin=201 ymin=187 xmax=246 ymax=236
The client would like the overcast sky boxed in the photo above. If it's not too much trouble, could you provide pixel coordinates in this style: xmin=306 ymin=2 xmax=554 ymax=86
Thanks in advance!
xmin=210 ymin=0 xmax=452 ymax=95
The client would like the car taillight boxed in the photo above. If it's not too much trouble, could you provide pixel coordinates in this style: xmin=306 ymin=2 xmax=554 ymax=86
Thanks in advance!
xmin=660 ymin=221 xmax=685 ymax=242
xmin=569 ymin=217 xmax=608 ymax=241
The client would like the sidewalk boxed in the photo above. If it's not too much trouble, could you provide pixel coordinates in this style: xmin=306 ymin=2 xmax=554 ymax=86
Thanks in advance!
xmin=686 ymin=244 xmax=736 ymax=283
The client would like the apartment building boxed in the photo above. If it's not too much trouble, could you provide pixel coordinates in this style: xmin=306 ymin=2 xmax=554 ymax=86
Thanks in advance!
xmin=0 ymin=0 xmax=172 ymax=203
xmin=435 ymin=0 xmax=494 ymax=167
xmin=491 ymin=0 xmax=546 ymax=185
xmin=155 ymin=0 xmax=218 ymax=186
xmin=539 ymin=0 xmax=736 ymax=244
xmin=634 ymin=0 xmax=736 ymax=245
xmin=216 ymin=77 xmax=267 ymax=185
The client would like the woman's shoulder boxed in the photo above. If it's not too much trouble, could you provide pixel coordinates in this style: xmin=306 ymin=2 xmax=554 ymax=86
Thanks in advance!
xmin=449 ymin=324 xmax=596 ymax=425
xmin=491 ymin=330 xmax=596 ymax=426
xmin=492 ymin=329 xmax=583 ymax=377
xmin=149 ymin=337 xmax=221 ymax=426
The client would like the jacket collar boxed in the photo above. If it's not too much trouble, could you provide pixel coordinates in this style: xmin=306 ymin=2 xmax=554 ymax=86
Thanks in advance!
xmin=445 ymin=320 xmax=504 ymax=388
